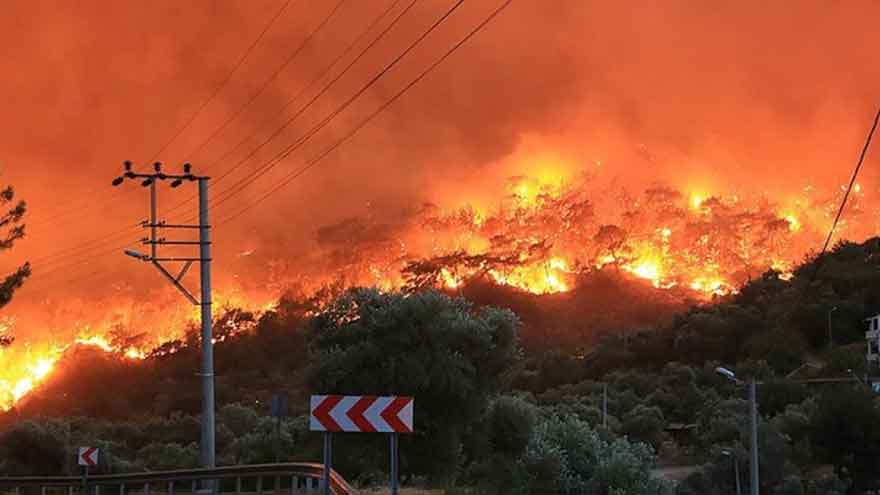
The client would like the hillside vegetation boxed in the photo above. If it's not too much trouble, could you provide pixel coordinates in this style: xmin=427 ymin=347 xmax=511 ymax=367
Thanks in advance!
xmin=5 ymin=239 xmax=880 ymax=494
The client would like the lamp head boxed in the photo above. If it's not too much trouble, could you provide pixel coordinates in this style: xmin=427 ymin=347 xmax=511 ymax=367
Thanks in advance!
xmin=124 ymin=249 xmax=146 ymax=260
xmin=715 ymin=367 xmax=737 ymax=381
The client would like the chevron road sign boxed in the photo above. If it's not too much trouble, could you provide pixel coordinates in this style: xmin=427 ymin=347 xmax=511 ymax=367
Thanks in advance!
xmin=309 ymin=395 xmax=414 ymax=433
xmin=78 ymin=446 xmax=99 ymax=467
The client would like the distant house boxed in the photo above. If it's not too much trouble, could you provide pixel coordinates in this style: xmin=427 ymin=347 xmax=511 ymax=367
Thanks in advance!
xmin=866 ymin=314 xmax=880 ymax=363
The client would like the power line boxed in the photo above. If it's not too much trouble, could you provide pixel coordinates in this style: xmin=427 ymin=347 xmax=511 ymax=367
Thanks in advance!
xmin=26 ymin=225 xmax=139 ymax=269
xmin=206 ymin=0 xmax=466 ymax=214
xmin=804 ymin=107 xmax=880 ymax=288
xmin=184 ymin=0 xmax=348 ymax=164
xmin=23 ymin=0 xmax=294 ymax=236
xmin=25 ymin=0 xmax=512 ymax=290
xmin=160 ymin=0 xmax=407 ymax=220
xmin=151 ymin=0 xmax=296 ymax=162
xmin=26 ymin=241 xmax=137 ymax=290
xmin=22 ymin=0 xmax=410 ymax=286
xmin=162 ymin=0 xmax=420 ymax=223
xmin=219 ymin=0 xmax=515 ymax=224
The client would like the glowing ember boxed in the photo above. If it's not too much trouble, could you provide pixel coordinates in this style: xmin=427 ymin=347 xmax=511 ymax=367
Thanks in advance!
xmin=0 ymin=289 xmax=277 ymax=410
xmin=75 ymin=335 xmax=114 ymax=352
xmin=628 ymin=261 xmax=661 ymax=284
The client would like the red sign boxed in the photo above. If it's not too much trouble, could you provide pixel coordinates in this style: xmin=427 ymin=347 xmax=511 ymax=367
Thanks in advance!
xmin=310 ymin=395 xmax=414 ymax=433
xmin=78 ymin=446 xmax=99 ymax=467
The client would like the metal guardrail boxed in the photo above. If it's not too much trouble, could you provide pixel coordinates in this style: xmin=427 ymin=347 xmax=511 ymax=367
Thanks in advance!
xmin=0 ymin=463 xmax=355 ymax=495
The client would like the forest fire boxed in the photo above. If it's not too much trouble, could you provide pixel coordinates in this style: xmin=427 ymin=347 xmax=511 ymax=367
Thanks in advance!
xmin=1 ymin=165 xmax=874 ymax=410
xmin=0 ymin=333 xmax=150 ymax=410
xmin=0 ymin=289 xmax=278 ymax=410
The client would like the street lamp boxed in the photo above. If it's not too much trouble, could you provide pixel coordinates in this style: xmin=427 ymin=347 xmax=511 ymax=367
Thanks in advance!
xmin=124 ymin=249 xmax=147 ymax=260
xmin=847 ymin=368 xmax=868 ymax=388
xmin=716 ymin=367 xmax=759 ymax=495
xmin=721 ymin=449 xmax=742 ymax=495
xmin=828 ymin=306 xmax=838 ymax=350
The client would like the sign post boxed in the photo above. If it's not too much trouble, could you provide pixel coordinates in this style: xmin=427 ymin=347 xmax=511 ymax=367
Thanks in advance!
xmin=390 ymin=433 xmax=399 ymax=495
xmin=322 ymin=433 xmax=332 ymax=495
xmin=78 ymin=447 xmax=99 ymax=495
xmin=310 ymin=395 xmax=414 ymax=495
xmin=270 ymin=393 xmax=289 ymax=463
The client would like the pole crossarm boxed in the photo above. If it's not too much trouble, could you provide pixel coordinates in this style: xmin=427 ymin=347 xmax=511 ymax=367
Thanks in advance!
xmin=151 ymin=257 xmax=211 ymax=262
xmin=113 ymin=160 xmax=216 ymax=472
xmin=143 ymin=240 xmax=212 ymax=246
xmin=141 ymin=221 xmax=209 ymax=229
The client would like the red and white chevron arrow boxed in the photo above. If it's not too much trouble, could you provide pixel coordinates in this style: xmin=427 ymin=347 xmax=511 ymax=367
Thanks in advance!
xmin=310 ymin=395 xmax=414 ymax=433
xmin=78 ymin=446 xmax=99 ymax=467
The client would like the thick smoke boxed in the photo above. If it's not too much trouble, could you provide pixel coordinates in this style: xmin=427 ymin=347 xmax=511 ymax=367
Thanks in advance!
xmin=0 ymin=0 xmax=878 ymax=343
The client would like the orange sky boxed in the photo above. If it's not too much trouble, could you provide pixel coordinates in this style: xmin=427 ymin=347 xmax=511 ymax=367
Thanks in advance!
xmin=0 ymin=0 xmax=878 ymax=340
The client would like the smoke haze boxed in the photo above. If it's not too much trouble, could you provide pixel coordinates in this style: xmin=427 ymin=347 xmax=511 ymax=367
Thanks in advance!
xmin=0 ymin=0 xmax=878 ymax=343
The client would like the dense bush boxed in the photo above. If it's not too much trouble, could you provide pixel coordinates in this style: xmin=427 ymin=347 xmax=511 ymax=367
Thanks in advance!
xmin=307 ymin=288 xmax=521 ymax=481
xmin=5 ymin=239 xmax=880 ymax=491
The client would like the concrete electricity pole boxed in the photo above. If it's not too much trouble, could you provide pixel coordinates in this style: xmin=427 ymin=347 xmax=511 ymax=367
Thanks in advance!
xmin=112 ymin=161 xmax=215 ymax=470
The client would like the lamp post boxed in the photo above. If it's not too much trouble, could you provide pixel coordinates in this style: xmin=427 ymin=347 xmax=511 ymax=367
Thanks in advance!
xmin=716 ymin=367 xmax=759 ymax=495
xmin=721 ymin=449 xmax=742 ymax=495
xmin=828 ymin=306 xmax=838 ymax=350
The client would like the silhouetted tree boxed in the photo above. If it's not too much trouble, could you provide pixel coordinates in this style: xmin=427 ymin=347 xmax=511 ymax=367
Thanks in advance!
xmin=0 ymin=185 xmax=29 ymax=346
xmin=810 ymin=386 xmax=880 ymax=493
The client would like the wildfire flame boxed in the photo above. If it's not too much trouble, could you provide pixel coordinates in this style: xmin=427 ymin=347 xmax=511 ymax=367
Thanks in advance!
xmin=0 ymin=289 xmax=277 ymax=410
xmin=1 ymin=162 xmax=875 ymax=410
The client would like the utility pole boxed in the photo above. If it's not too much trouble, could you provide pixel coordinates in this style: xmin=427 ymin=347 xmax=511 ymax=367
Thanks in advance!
xmin=602 ymin=383 xmax=608 ymax=428
xmin=749 ymin=378 xmax=759 ymax=495
xmin=112 ymin=161 xmax=215 ymax=472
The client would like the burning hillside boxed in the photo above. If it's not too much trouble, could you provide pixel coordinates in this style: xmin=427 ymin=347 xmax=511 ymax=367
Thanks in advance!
xmin=0 ymin=0 xmax=878 ymax=413
xmin=2 ymin=164 xmax=873 ymax=410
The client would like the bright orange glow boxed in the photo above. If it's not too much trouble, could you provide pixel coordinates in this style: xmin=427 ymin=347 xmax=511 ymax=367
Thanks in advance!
xmin=628 ymin=260 xmax=661 ymax=284
xmin=3 ymin=162 xmax=876 ymax=408
xmin=0 ymin=288 xmax=278 ymax=410
xmin=1 ymin=349 xmax=62 ymax=409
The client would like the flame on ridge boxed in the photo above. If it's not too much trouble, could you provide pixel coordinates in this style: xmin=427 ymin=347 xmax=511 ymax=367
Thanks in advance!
xmin=1 ymin=162 xmax=875 ymax=410
xmin=0 ymin=290 xmax=277 ymax=411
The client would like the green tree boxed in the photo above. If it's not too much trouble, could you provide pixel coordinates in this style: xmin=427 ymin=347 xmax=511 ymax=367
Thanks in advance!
xmin=519 ymin=414 xmax=663 ymax=494
xmin=809 ymin=386 xmax=880 ymax=493
xmin=467 ymin=396 xmax=537 ymax=494
xmin=0 ymin=186 xmax=29 ymax=346
xmin=137 ymin=443 xmax=199 ymax=470
xmin=620 ymin=404 xmax=666 ymax=450
xmin=0 ymin=420 xmax=66 ymax=475
xmin=306 ymin=288 xmax=520 ymax=480
xmin=745 ymin=329 xmax=807 ymax=374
